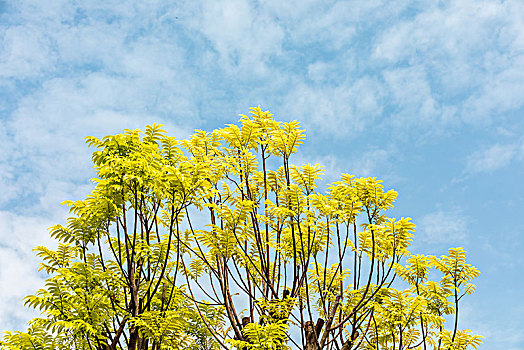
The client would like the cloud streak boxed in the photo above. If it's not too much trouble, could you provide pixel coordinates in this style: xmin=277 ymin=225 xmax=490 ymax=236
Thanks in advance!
xmin=418 ymin=210 xmax=468 ymax=245
xmin=466 ymin=140 xmax=524 ymax=174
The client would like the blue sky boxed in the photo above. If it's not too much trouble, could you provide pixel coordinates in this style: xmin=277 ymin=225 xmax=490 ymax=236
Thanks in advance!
xmin=1 ymin=0 xmax=523 ymax=348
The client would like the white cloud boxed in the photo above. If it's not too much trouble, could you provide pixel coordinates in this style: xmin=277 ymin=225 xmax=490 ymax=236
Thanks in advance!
xmin=462 ymin=58 xmax=524 ymax=125
xmin=0 ymin=0 xmax=201 ymax=215
xmin=373 ymin=0 xmax=524 ymax=127
xmin=351 ymin=149 xmax=391 ymax=178
xmin=0 ymin=90 xmax=191 ymax=207
xmin=188 ymin=0 xmax=284 ymax=76
xmin=263 ymin=0 xmax=410 ymax=49
xmin=418 ymin=210 xmax=468 ymax=244
xmin=0 ymin=248 xmax=43 ymax=331
xmin=0 ymin=212 xmax=58 ymax=330
xmin=307 ymin=61 xmax=332 ymax=83
xmin=279 ymin=1 xmax=357 ymax=50
xmin=382 ymin=65 xmax=441 ymax=128
xmin=466 ymin=142 xmax=522 ymax=174
xmin=0 ymin=25 xmax=57 ymax=78
xmin=281 ymin=75 xmax=383 ymax=138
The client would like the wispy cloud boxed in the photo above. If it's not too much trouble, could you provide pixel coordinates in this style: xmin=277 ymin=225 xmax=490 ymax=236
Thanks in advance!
xmin=382 ymin=65 xmax=442 ymax=130
xmin=188 ymin=0 xmax=284 ymax=76
xmin=280 ymin=76 xmax=384 ymax=138
xmin=372 ymin=0 xmax=524 ymax=128
xmin=0 ymin=212 xmax=58 ymax=330
xmin=350 ymin=148 xmax=394 ymax=179
xmin=466 ymin=141 xmax=524 ymax=174
xmin=417 ymin=210 xmax=468 ymax=245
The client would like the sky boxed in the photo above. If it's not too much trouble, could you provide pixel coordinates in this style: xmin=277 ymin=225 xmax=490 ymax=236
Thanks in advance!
xmin=0 ymin=0 xmax=523 ymax=348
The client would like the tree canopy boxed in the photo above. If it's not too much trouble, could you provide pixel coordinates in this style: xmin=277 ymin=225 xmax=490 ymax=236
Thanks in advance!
xmin=1 ymin=107 xmax=482 ymax=350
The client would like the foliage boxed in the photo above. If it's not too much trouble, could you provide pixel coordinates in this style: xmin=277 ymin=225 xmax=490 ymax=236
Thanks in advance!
xmin=1 ymin=107 xmax=482 ymax=350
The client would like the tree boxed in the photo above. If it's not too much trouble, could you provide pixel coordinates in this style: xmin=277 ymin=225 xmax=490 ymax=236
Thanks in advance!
xmin=1 ymin=107 xmax=482 ymax=350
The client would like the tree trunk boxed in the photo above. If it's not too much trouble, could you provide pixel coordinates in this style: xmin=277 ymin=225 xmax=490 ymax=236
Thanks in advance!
xmin=128 ymin=327 xmax=139 ymax=350
xmin=128 ymin=278 xmax=140 ymax=350
xmin=305 ymin=321 xmax=318 ymax=350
